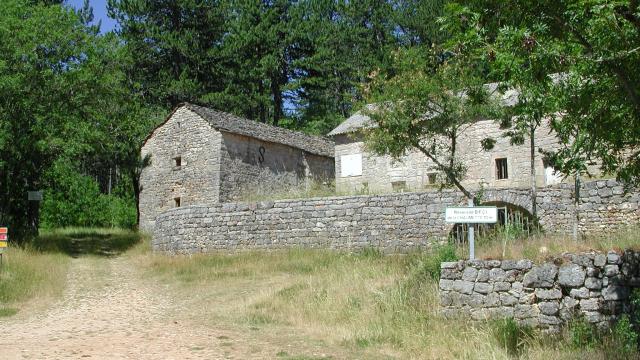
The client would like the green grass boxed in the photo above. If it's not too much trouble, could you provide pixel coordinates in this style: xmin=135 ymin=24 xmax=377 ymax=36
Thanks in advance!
xmin=34 ymin=227 xmax=142 ymax=257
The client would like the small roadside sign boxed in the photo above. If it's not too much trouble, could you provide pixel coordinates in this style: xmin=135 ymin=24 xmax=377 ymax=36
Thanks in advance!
xmin=0 ymin=234 xmax=7 ymax=241
xmin=0 ymin=227 xmax=7 ymax=234
xmin=0 ymin=227 xmax=6 ymax=263
xmin=445 ymin=206 xmax=498 ymax=224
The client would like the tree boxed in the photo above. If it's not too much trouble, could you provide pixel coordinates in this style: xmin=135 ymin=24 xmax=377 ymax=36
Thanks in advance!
xmin=364 ymin=44 xmax=497 ymax=202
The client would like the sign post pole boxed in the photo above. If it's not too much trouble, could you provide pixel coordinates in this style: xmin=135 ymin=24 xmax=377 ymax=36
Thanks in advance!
xmin=468 ymin=198 xmax=475 ymax=260
xmin=445 ymin=204 xmax=497 ymax=261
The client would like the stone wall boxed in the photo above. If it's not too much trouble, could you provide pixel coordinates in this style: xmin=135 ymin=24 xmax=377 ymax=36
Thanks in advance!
xmin=219 ymin=132 xmax=334 ymax=202
xmin=140 ymin=107 xmax=223 ymax=232
xmin=152 ymin=179 xmax=639 ymax=253
xmin=439 ymin=250 xmax=640 ymax=332
xmin=334 ymin=119 xmax=600 ymax=194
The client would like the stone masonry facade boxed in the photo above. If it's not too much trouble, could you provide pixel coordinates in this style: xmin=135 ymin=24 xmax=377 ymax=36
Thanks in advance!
xmin=152 ymin=179 xmax=639 ymax=254
xmin=140 ymin=103 xmax=334 ymax=232
xmin=332 ymin=119 xmax=578 ymax=194
xmin=439 ymin=250 xmax=640 ymax=332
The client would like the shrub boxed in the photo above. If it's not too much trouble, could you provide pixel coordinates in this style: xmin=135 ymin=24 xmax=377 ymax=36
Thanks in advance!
xmin=612 ymin=315 xmax=638 ymax=355
xmin=569 ymin=317 xmax=598 ymax=349
xmin=408 ymin=243 xmax=459 ymax=282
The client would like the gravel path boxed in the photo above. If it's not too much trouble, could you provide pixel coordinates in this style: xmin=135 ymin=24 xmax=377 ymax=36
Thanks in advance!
xmin=0 ymin=257 xmax=279 ymax=359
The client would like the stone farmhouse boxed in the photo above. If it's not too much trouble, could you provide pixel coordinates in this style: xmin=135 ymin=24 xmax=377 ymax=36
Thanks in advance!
xmin=328 ymin=105 xmax=567 ymax=194
xmin=139 ymin=103 xmax=335 ymax=232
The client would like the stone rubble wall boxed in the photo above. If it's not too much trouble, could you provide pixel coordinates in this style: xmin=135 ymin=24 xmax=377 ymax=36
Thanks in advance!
xmin=152 ymin=179 xmax=639 ymax=254
xmin=439 ymin=250 xmax=640 ymax=332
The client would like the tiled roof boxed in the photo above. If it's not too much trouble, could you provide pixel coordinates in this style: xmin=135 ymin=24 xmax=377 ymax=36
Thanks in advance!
xmin=184 ymin=103 xmax=334 ymax=157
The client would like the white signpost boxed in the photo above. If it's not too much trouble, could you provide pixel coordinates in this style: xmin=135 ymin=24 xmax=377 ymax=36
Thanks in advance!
xmin=445 ymin=203 xmax=497 ymax=260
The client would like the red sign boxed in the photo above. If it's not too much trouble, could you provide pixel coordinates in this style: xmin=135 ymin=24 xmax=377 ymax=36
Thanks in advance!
xmin=0 ymin=228 xmax=6 ymax=234
xmin=0 ymin=234 xmax=6 ymax=241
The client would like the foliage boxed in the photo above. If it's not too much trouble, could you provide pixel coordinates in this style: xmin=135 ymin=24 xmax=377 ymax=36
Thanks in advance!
xmin=408 ymin=243 xmax=459 ymax=282
xmin=612 ymin=314 xmax=639 ymax=355
xmin=569 ymin=316 xmax=598 ymax=349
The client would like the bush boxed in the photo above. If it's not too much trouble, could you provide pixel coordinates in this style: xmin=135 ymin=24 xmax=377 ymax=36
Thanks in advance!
xmin=569 ymin=317 xmax=598 ymax=349
xmin=491 ymin=317 xmax=532 ymax=356
xmin=612 ymin=315 xmax=638 ymax=355
xmin=409 ymin=243 xmax=459 ymax=282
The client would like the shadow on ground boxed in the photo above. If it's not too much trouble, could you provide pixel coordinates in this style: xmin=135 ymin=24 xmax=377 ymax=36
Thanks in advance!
xmin=31 ymin=230 xmax=141 ymax=257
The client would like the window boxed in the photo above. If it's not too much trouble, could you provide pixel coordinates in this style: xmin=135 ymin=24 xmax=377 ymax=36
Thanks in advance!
xmin=340 ymin=154 xmax=362 ymax=177
xmin=496 ymin=158 xmax=508 ymax=180
xmin=174 ymin=156 xmax=182 ymax=168
xmin=174 ymin=197 xmax=181 ymax=207
xmin=392 ymin=181 xmax=407 ymax=192
xmin=427 ymin=173 xmax=437 ymax=185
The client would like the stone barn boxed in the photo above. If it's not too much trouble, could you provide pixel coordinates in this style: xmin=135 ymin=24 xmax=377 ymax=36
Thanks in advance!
xmin=328 ymin=105 xmax=569 ymax=194
xmin=139 ymin=103 xmax=335 ymax=232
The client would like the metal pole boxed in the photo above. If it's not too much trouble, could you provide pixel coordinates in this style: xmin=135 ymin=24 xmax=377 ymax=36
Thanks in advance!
xmin=468 ymin=198 xmax=475 ymax=260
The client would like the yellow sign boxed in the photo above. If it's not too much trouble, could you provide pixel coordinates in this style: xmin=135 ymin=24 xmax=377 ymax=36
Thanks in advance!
xmin=0 ymin=241 xmax=7 ymax=248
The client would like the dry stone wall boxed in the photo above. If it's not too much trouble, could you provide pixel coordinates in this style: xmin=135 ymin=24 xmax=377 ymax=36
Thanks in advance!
xmin=439 ymin=250 xmax=640 ymax=332
xmin=153 ymin=179 xmax=639 ymax=254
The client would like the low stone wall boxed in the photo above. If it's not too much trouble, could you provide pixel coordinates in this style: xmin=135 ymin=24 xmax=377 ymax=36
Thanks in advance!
xmin=153 ymin=179 xmax=639 ymax=254
xmin=439 ymin=250 xmax=640 ymax=331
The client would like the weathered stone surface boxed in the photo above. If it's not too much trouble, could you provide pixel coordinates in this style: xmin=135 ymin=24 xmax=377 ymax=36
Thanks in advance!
xmin=489 ymin=268 xmax=507 ymax=282
xmin=500 ymin=293 xmax=518 ymax=306
xmin=523 ymin=263 xmax=558 ymax=288
xmin=580 ymin=298 xmax=601 ymax=311
xmin=462 ymin=267 xmax=479 ymax=282
xmin=558 ymin=264 xmax=586 ymax=287
xmin=607 ymin=251 xmax=621 ymax=265
xmin=535 ymin=288 xmax=562 ymax=300
xmin=570 ymin=287 xmax=590 ymax=299
xmin=594 ymin=254 xmax=607 ymax=267
xmin=474 ymin=282 xmax=493 ymax=294
xmin=441 ymin=262 xmax=460 ymax=269
xmin=493 ymin=282 xmax=511 ymax=292
xmin=440 ymin=269 xmax=461 ymax=280
xmin=453 ymin=280 xmax=475 ymax=295
xmin=477 ymin=269 xmax=490 ymax=282
xmin=584 ymin=277 xmax=602 ymax=290
xmin=539 ymin=314 xmax=562 ymax=325
xmin=485 ymin=292 xmax=501 ymax=307
xmin=439 ymin=279 xmax=455 ymax=291
xmin=538 ymin=301 xmax=560 ymax=316
xmin=515 ymin=304 xmax=539 ymax=319
xmin=604 ymin=265 xmax=619 ymax=277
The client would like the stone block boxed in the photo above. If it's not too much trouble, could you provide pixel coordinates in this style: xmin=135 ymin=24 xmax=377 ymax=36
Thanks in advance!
xmin=523 ymin=263 xmax=558 ymax=288
xmin=441 ymin=269 xmax=462 ymax=280
xmin=489 ymin=268 xmax=507 ymax=282
xmin=607 ymin=251 xmax=621 ymax=265
xmin=584 ymin=277 xmax=602 ymax=290
xmin=477 ymin=269 xmax=490 ymax=282
xmin=535 ymin=288 xmax=562 ymax=300
xmin=439 ymin=279 xmax=455 ymax=291
xmin=558 ymin=263 xmax=586 ymax=287
xmin=594 ymin=254 xmax=607 ymax=267
xmin=500 ymin=293 xmax=518 ymax=306
xmin=441 ymin=261 xmax=460 ymax=269
xmin=485 ymin=292 xmax=501 ymax=307
xmin=603 ymin=265 xmax=619 ymax=277
xmin=570 ymin=287 xmax=590 ymax=299
xmin=580 ymin=298 xmax=601 ymax=311
xmin=539 ymin=314 xmax=562 ymax=325
xmin=501 ymin=260 xmax=518 ymax=270
xmin=538 ymin=301 xmax=560 ymax=316
xmin=515 ymin=304 xmax=539 ymax=319
xmin=474 ymin=282 xmax=493 ymax=294
xmin=493 ymin=282 xmax=511 ymax=292
xmin=462 ymin=267 xmax=479 ymax=282
xmin=453 ymin=280 xmax=475 ymax=295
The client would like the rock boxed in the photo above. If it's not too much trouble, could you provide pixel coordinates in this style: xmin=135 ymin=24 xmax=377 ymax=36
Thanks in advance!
xmin=477 ymin=269 xmax=490 ymax=282
xmin=594 ymin=254 xmax=606 ymax=267
xmin=604 ymin=265 xmax=619 ymax=277
xmin=584 ymin=277 xmax=602 ymax=290
xmin=462 ymin=267 xmax=479 ymax=282
xmin=539 ymin=314 xmax=562 ymax=325
xmin=570 ymin=287 xmax=590 ymax=299
xmin=474 ymin=282 xmax=493 ymax=294
xmin=469 ymin=293 xmax=486 ymax=308
xmin=500 ymin=293 xmax=518 ymax=306
xmin=440 ymin=293 xmax=453 ymax=306
xmin=501 ymin=260 xmax=518 ymax=270
xmin=602 ymin=285 xmax=630 ymax=301
xmin=485 ymin=292 xmax=500 ymax=307
xmin=535 ymin=288 xmax=562 ymax=300
xmin=538 ymin=301 xmax=560 ymax=316
xmin=516 ymin=259 xmax=533 ymax=270
xmin=493 ymin=282 xmax=511 ymax=292
xmin=580 ymin=298 xmax=601 ymax=311
xmin=583 ymin=311 xmax=602 ymax=323
xmin=571 ymin=254 xmax=593 ymax=267
xmin=441 ymin=268 xmax=462 ymax=280
xmin=523 ymin=263 xmax=558 ymax=288
xmin=441 ymin=261 xmax=460 ymax=269
xmin=607 ymin=251 xmax=621 ymax=265
xmin=439 ymin=279 xmax=455 ymax=291
xmin=586 ymin=267 xmax=600 ymax=277
xmin=515 ymin=304 xmax=539 ymax=319
xmin=489 ymin=268 xmax=507 ymax=282
xmin=558 ymin=263 xmax=586 ymax=287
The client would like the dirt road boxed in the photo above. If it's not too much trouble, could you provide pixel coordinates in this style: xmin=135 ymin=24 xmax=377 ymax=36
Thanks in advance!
xmin=0 ymin=257 xmax=288 ymax=359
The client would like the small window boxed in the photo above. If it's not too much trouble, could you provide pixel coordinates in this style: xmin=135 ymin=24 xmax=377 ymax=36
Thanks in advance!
xmin=174 ymin=197 xmax=181 ymax=207
xmin=174 ymin=156 xmax=182 ymax=168
xmin=392 ymin=181 xmax=407 ymax=192
xmin=496 ymin=158 xmax=508 ymax=180
xmin=427 ymin=173 xmax=437 ymax=185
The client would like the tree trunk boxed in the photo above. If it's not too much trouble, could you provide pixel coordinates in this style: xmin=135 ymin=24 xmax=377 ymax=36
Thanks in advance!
xmin=530 ymin=125 xmax=538 ymax=219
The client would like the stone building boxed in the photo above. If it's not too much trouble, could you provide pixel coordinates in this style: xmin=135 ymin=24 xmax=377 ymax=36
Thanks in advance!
xmin=328 ymin=105 xmax=567 ymax=194
xmin=139 ymin=103 xmax=335 ymax=232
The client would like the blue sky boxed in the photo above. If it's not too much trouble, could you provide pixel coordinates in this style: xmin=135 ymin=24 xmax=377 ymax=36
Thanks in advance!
xmin=65 ymin=0 xmax=118 ymax=33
